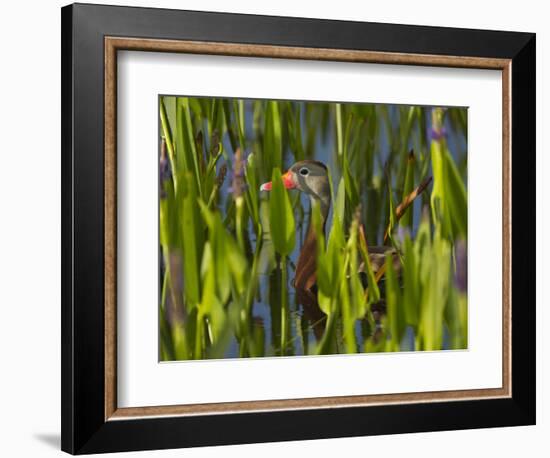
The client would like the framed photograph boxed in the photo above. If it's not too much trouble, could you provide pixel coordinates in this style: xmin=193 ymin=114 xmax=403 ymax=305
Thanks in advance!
xmin=61 ymin=3 xmax=536 ymax=454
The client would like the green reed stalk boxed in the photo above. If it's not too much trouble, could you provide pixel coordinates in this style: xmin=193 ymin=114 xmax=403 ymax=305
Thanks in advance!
xmin=159 ymin=98 xmax=177 ymax=190
xmin=280 ymin=258 xmax=289 ymax=354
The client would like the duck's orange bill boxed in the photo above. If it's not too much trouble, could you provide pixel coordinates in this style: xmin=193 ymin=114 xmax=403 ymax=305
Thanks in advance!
xmin=260 ymin=171 xmax=296 ymax=191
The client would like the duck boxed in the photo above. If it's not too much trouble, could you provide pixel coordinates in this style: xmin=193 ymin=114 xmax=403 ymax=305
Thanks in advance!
xmin=260 ymin=160 xmax=405 ymax=292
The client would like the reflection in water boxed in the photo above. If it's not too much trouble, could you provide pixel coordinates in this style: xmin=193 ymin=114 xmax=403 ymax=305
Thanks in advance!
xmin=295 ymin=287 xmax=327 ymax=342
xmin=235 ymin=261 xmax=391 ymax=358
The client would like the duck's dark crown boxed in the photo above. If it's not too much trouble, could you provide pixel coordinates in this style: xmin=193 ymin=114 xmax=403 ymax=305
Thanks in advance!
xmin=294 ymin=159 xmax=328 ymax=171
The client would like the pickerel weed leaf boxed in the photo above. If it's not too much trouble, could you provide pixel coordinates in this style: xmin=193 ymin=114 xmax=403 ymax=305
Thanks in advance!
xmin=347 ymin=216 xmax=368 ymax=320
xmin=199 ymin=251 xmax=226 ymax=345
xmin=179 ymin=172 xmax=204 ymax=308
xmin=264 ymin=101 xmax=283 ymax=173
xmin=334 ymin=177 xmax=346 ymax=225
xmin=358 ymin=224 xmax=381 ymax=304
xmin=244 ymin=152 xmax=261 ymax=232
xmin=402 ymin=233 xmax=420 ymax=327
xmin=316 ymin=210 xmax=345 ymax=317
xmin=385 ymin=252 xmax=405 ymax=351
xmin=418 ymin=229 xmax=451 ymax=350
xmin=400 ymin=150 xmax=416 ymax=229
xmin=268 ymin=168 xmax=296 ymax=257
xmin=160 ymin=97 xmax=177 ymax=190
xmin=176 ymin=98 xmax=203 ymax=197
xmin=430 ymin=108 xmax=467 ymax=240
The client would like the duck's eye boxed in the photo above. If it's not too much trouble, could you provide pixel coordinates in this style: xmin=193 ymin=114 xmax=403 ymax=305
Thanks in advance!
xmin=299 ymin=167 xmax=310 ymax=176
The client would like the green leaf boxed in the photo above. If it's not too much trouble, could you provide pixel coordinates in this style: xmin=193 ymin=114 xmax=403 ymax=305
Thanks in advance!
xmin=385 ymin=253 xmax=405 ymax=351
xmin=334 ymin=177 xmax=346 ymax=225
xmin=159 ymin=97 xmax=177 ymax=190
xmin=340 ymin=268 xmax=357 ymax=353
xmin=400 ymin=150 xmax=416 ymax=228
xmin=233 ymin=99 xmax=246 ymax=150
xmin=316 ymin=211 xmax=345 ymax=316
xmin=179 ymin=172 xmax=204 ymax=308
xmin=418 ymin=229 xmax=451 ymax=350
xmin=244 ymin=152 xmax=260 ymax=230
xmin=176 ymin=98 xmax=203 ymax=197
xmin=335 ymin=103 xmax=343 ymax=156
xmin=402 ymin=233 xmax=419 ymax=327
xmin=445 ymin=276 xmax=468 ymax=350
xmin=347 ymin=217 xmax=368 ymax=320
xmin=429 ymin=108 xmax=467 ymax=240
xmin=221 ymin=99 xmax=238 ymax=152
xmin=198 ymin=201 xmax=248 ymax=301
xmin=264 ymin=101 xmax=283 ymax=172
xmin=199 ymin=257 xmax=226 ymax=345
xmin=268 ymin=168 xmax=296 ymax=257
xmin=343 ymin=161 xmax=360 ymax=229
xmin=286 ymin=102 xmax=305 ymax=160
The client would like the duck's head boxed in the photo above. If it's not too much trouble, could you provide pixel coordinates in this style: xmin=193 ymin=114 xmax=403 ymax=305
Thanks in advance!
xmin=260 ymin=160 xmax=331 ymax=217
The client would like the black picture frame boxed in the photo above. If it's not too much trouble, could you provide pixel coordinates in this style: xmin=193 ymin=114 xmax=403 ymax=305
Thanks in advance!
xmin=61 ymin=3 xmax=535 ymax=454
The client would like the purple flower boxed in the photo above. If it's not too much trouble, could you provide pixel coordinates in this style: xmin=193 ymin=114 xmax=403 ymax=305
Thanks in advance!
xmin=429 ymin=107 xmax=448 ymax=141
xmin=229 ymin=148 xmax=246 ymax=198
xmin=396 ymin=226 xmax=410 ymax=245
xmin=227 ymin=184 xmax=249 ymax=195
xmin=159 ymin=140 xmax=172 ymax=198
xmin=216 ymin=163 xmax=227 ymax=188
xmin=160 ymin=156 xmax=171 ymax=181
xmin=429 ymin=126 xmax=448 ymax=141
xmin=454 ymin=239 xmax=467 ymax=293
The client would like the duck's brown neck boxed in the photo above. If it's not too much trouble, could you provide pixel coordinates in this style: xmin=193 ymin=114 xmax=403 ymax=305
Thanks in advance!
xmin=294 ymin=195 xmax=330 ymax=291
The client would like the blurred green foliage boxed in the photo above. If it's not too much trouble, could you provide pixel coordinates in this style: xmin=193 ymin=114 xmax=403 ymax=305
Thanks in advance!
xmin=159 ymin=96 xmax=468 ymax=360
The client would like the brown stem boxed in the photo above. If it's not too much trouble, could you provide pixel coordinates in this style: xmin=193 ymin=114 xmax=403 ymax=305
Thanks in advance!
xmin=383 ymin=176 xmax=432 ymax=243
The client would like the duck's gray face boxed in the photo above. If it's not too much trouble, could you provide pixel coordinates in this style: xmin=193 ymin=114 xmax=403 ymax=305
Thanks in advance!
xmin=260 ymin=160 xmax=331 ymax=211
xmin=288 ymin=161 xmax=330 ymax=204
